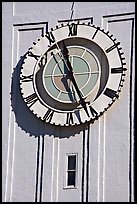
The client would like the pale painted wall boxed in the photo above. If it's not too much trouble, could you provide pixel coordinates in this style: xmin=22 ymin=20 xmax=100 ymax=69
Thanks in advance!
xmin=2 ymin=2 xmax=135 ymax=202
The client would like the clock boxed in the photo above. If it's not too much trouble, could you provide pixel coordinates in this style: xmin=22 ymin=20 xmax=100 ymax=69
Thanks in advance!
xmin=20 ymin=22 xmax=127 ymax=126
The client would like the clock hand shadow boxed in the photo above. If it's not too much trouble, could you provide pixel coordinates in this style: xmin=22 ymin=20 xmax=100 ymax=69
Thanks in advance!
xmin=61 ymin=74 xmax=77 ymax=102
xmin=53 ymin=51 xmax=77 ymax=102
xmin=52 ymin=52 xmax=64 ymax=75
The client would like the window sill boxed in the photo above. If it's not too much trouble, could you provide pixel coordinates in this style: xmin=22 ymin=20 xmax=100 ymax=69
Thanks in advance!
xmin=63 ymin=186 xmax=78 ymax=190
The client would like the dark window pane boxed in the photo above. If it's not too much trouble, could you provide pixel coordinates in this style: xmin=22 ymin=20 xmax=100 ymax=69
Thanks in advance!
xmin=67 ymin=171 xmax=75 ymax=186
xmin=68 ymin=155 xmax=76 ymax=170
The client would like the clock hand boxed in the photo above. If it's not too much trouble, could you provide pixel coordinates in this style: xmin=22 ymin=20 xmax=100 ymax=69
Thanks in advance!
xmin=62 ymin=41 xmax=90 ymax=117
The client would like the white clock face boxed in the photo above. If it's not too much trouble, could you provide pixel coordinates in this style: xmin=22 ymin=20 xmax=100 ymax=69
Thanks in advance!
xmin=20 ymin=22 xmax=127 ymax=126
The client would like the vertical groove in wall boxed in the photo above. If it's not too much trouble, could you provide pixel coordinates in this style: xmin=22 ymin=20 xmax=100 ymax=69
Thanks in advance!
xmin=51 ymin=137 xmax=54 ymax=202
xmin=97 ymin=118 xmax=101 ymax=202
xmin=56 ymin=137 xmax=60 ymax=202
xmin=39 ymin=136 xmax=44 ymax=202
xmin=86 ymin=124 xmax=90 ymax=202
xmin=81 ymin=125 xmax=90 ymax=202
xmin=4 ymin=22 xmax=15 ymax=202
xmin=35 ymin=137 xmax=40 ymax=202
xmin=103 ymin=114 xmax=106 ymax=202
xmin=4 ymin=109 xmax=12 ymax=201
xmin=9 ymin=119 xmax=16 ymax=202
xmin=9 ymin=24 xmax=19 ymax=202
xmin=97 ymin=115 xmax=105 ymax=202
xmin=81 ymin=129 xmax=85 ymax=202
xmin=12 ymin=2 xmax=15 ymax=16
xmin=34 ymin=136 xmax=45 ymax=202
xmin=129 ymin=18 xmax=135 ymax=202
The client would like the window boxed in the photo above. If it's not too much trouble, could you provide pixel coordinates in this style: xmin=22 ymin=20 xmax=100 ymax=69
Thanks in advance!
xmin=66 ymin=154 xmax=77 ymax=188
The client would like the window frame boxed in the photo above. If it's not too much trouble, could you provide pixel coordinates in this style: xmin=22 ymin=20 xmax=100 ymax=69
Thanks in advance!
xmin=64 ymin=153 xmax=78 ymax=189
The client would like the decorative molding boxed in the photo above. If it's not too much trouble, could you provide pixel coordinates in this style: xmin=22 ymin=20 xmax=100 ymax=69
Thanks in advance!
xmin=102 ymin=12 xmax=135 ymax=31
xmin=102 ymin=13 xmax=135 ymax=202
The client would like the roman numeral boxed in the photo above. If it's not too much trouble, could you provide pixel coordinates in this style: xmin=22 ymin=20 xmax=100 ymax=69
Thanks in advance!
xmin=38 ymin=54 xmax=47 ymax=69
xmin=43 ymin=109 xmax=54 ymax=123
xmin=111 ymin=67 xmax=127 ymax=74
xmin=25 ymin=93 xmax=38 ymax=108
xmin=106 ymin=42 xmax=120 ymax=53
xmin=20 ymin=74 xmax=33 ymax=82
xmin=92 ymin=27 xmax=99 ymax=39
xmin=104 ymin=88 xmax=118 ymax=99
xmin=45 ymin=31 xmax=55 ymax=45
xmin=28 ymin=51 xmax=40 ymax=60
xmin=66 ymin=112 xmax=74 ymax=125
xmin=89 ymin=105 xmax=98 ymax=117
xmin=68 ymin=23 xmax=78 ymax=36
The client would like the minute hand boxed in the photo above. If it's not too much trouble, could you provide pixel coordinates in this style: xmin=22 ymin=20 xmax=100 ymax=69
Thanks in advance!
xmin=65 ymin=56 xmax=90 ymax=117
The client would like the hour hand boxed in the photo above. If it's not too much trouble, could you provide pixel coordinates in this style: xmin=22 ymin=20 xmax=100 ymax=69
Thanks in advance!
xmin=62 ymin=40 xmax=69 ymax=57
xmin=62 ymin=41 xmax=74 ymax=74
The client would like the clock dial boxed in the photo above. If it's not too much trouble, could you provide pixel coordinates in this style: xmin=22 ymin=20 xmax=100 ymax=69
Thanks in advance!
xmin=42 ymin=45 xmax=100 ymax=104
xmin=20 ymin=22 xmax=127 ymax=126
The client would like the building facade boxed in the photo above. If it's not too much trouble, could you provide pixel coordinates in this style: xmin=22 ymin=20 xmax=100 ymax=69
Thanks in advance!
xmin=2 ymin=2 xmax=135 ymax=202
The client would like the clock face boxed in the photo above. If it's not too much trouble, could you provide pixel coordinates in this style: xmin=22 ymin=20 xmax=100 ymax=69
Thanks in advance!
xmin=20 ymin=22 xmax=127 ymax=126
xmin=42 ymin=45 xmax=100 ymax=104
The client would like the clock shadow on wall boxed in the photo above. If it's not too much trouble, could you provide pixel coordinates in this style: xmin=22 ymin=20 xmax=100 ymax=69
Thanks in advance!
xmin=10 ymin=54 xmax=88 ymax=138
